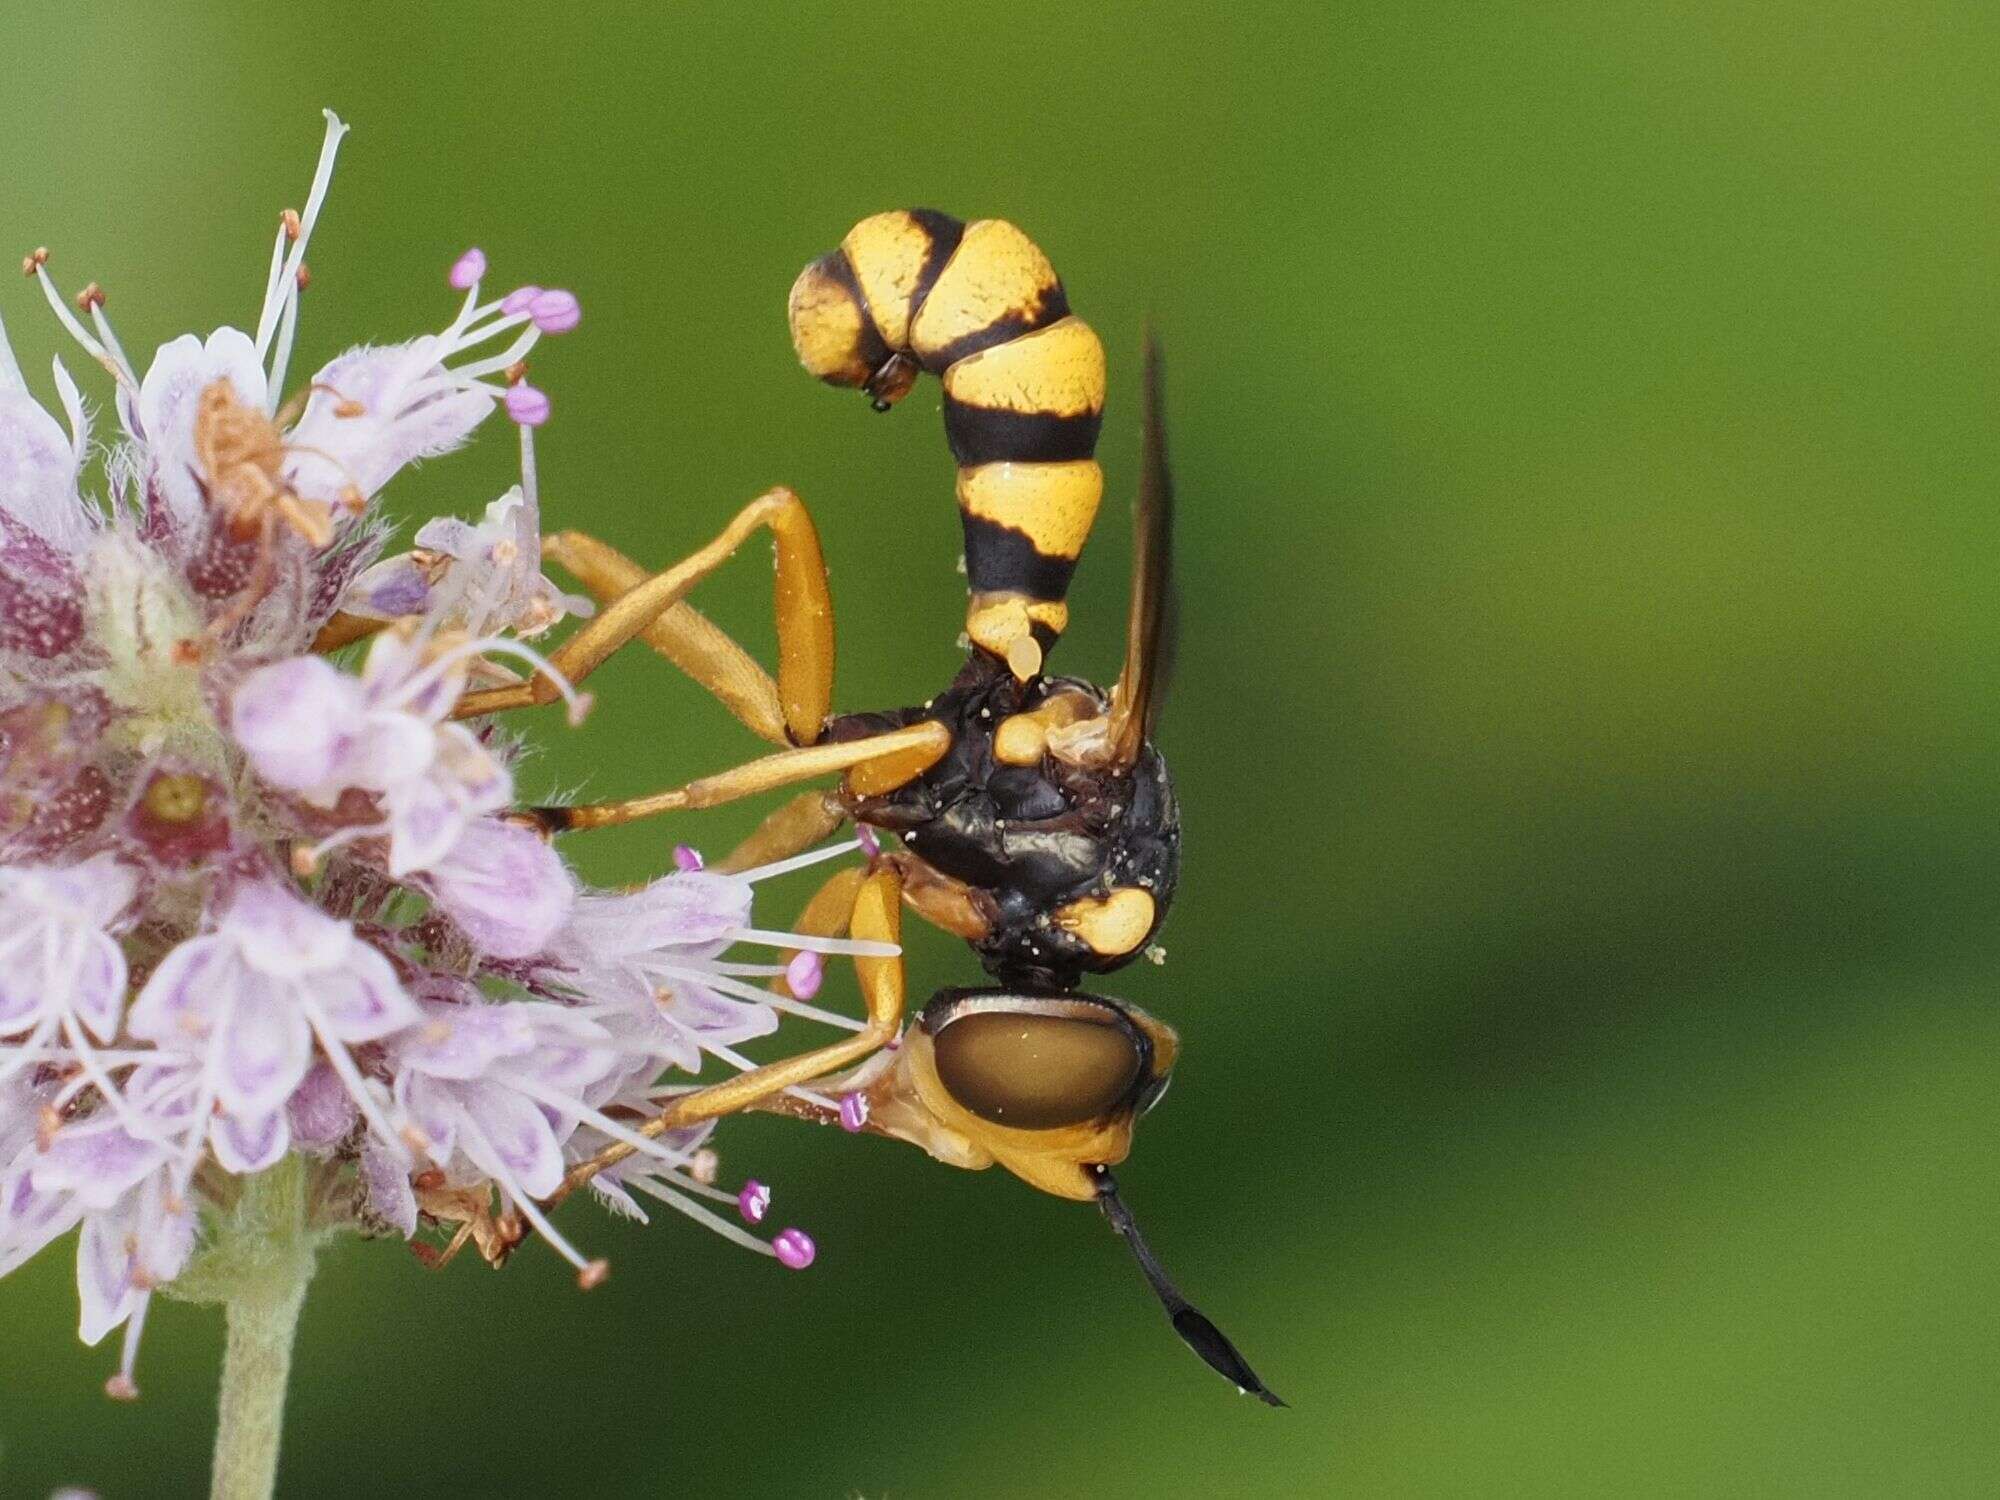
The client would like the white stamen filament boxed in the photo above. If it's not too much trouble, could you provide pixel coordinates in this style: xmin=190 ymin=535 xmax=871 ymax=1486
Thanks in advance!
xmin=255 ymin=109 xmax=348 ymax=369
xmin=114 ymin=1289 xmax=151 ymax=1392
xmin=257 ymin=213 xmax=291 ymax=354
xmin=300 ymin=816 xmax=398 ymax=867
xmin=267 ymin=266 xmax=304 ymax=412
xmin=446 ymin=309 xmax=532 ymax=354
xmin=0 ymin=1020 xmax=56 ymax=1089
xmin=452 ymin=1109 xmax=592 ymax=1273
xmin=0 ymin=1046 xmax=163 ymax=1066
xmin=445 ymin=281 xmax=485 ymax=337
xmin=85 ymin=300 xmax=140 ymax=390
xmin=490 ymin=1069 xmax=705 ymax=1170
xmin=618 ymin=1163 xmax=741 ymax=1209
xmin=736 ymin=836 xmax=870 ymax=886
xmin=448 ymin=326 xmax=541 ymax=383
xmin=732 ymin=927 xmax=897 ymax=958
xmin=30 ymin=266 xmax=126 ymax=389
xmin=620 ymin=1170 xmax=778 ymax=1257
xmin=300 ymin=1004 xmax=409 ymax=1165
xmin=654 ymin=962 xmax=864 ymax=1033
xmin=58 ymin=1014 xmax=168 ymax=1145
xmin=394 ymin=633 xmax=590 ymax=723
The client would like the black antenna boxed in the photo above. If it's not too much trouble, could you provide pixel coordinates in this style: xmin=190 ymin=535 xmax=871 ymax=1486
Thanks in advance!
xmin=1092 ymin=1166 xmax=1285 ymax=1407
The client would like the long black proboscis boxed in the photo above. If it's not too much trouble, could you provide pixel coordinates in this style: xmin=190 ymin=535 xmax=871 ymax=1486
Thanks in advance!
xmin=1092 ymin=1166 xmax=1285 ymax=1407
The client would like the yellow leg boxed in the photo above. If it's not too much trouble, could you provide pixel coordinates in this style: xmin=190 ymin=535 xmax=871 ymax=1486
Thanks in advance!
xmin=713 ymin=789 xmax=849 ymax=875
xmin=552 ymin=866 xmax=905 ymax=1203
xmin=311 ymin=610 xmax=385 ymax=653
xmin=531 ymin=720 xmax=949 ymax=833
xmin=762 ymin=864 xmax=867 ymax=999
xmin=876 ymin=848 xmax=997 ymax=942
xmin=454 ymin=490 xmax=835 ymax=746
xmin=540 ymin=529 xmax=789 ymax=746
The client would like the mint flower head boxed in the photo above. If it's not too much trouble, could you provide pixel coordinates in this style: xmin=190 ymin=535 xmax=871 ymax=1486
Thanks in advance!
xmin=0 ymin=109 xmax=890 ymax=1439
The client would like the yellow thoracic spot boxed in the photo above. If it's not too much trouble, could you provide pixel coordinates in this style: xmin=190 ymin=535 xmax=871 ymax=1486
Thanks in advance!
xmin=1053 ymin=887 xmax=1158 ymax=958
xmin=993 ymin=713 xmax=1049 ymax=767
xmin=993 ymin=691 xmax=1100 ymax=767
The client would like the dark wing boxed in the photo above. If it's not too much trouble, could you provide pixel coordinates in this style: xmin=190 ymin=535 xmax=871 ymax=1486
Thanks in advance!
xmin=1106 ymin=330 xmax=1178 ymax=767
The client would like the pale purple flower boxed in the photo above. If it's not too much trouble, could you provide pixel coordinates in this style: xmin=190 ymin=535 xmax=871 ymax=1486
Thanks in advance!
xmin=0 ymin=106 xmax=881 ymax=1415
xmin=389 ymin=993 xmax=618 ymax=1276
xmin=0 ymin=313 xmax=90 ymax=553
xmin=0 ymin=854 xmax=138 ymax=1064
xmin=232 ymin=629 xmax=522 ymax=876
xmin=546 ymin=849 xmax=892 ymax=1076
xmin=127 ymin=882 xmax=418 ymax=1172
xmin=420 ymin=814 xmax=574 ymax=959
xmin=341 ymin=427 xmax=593 ymax=639
xmin=22 ymin=1062 xmax=204 ymax=1395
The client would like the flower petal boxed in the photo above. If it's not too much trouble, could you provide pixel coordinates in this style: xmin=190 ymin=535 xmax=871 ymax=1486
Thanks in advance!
xmin=398 ymin=998 xmax=536 ymax=1081
xmin=340 ymin=552 xmax=433 ymax=621
xmin=230 ymin=656 xmax=360 ymax=792
xmin=227 ymin=882 xmax=355 ymax=976
xmin=383 ymin=775 xmax=469 ymax=877
xmin=360 ymin=1136 xmax=417 ymax=1237
xmin=459 ymin=1081 xmax=564 ymax=1199
xmin=284 ymin=340 xmax=494 ymax=502
xmin=213 ymin=989 xmax=313 ymax=1117
xmin=68 ymin=931 xmax=130 ymax=1044
xmin=394 ymin=1072 xmax=458 ymax=1163
xmin=136 ymin=328 xmax=268 ymax=531
xmin=0 ymin=378 xmax=87 ymax=552
xmin=127 ymin=933 xmax=230 ymax=1044
xmin=76 ymin=1208 xmax=138 ymax=1346
xmin=309 ymin=939 xmax=418 ymax=1041
xmin=287 ymin=1061 xmax=359 ymax=1150
xmin=210 ymin=1106 xmax=291 ymax=1173
xmin=426 ymin=818 xmax=573 ymax=959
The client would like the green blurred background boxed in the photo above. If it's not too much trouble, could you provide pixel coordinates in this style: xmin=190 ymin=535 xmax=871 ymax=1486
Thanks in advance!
xmin=2 ymin=1 xmax=1997 ymax=1494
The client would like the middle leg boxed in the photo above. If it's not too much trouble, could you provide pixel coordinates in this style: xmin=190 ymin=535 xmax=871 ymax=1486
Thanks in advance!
xmin=455 ymin=487 xmax=835 ymax=746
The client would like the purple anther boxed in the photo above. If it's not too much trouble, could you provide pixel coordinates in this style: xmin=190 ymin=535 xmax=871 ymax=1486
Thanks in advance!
xmin=772 ymin=1227 xmax=816 ymax=1270
xmin=503 ymin=383 xmax=551 ymax=426
xmin=856 ymin=824 xmax=881 ymax=859
xmin=500 ymin=284 xmax=544 ymax=316
xmin=785 ymin=949 xmax=823 ymax=1000
xmin=448 ymin=247 xmax=487 ymax=289
xmin=673 ymin=843 xmax=705 ymax=872
xmin=737 ymin=1179 xmax=770 ymax=1224
xmin=529 ymin=288 xmax=581 ymax=333
xmin=838 ymin=1092 xmax=869 ymax=1133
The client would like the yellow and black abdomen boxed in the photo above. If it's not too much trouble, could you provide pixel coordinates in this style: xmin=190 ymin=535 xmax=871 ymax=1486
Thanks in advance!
xmin=789 ymin=210 xmax=1107 ymax=677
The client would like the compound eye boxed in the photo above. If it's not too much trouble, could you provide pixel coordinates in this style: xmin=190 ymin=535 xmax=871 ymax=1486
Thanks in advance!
xmin=932 ymin=1007 xmax=1144 ymax=1130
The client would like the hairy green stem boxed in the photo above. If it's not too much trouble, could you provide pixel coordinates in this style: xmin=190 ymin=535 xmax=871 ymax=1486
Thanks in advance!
xmin=171 ymin=1156 xmax=321 ymax=1500
xmin=210 ymin=1263 xmax=310 ymax=1500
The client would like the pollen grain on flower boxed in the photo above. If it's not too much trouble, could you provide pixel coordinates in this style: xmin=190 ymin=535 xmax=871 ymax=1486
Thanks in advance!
xmin=0 ymin=109 xmax=893 ymax=1399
